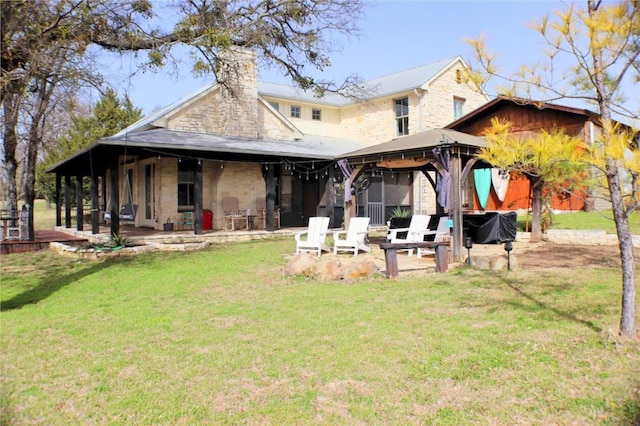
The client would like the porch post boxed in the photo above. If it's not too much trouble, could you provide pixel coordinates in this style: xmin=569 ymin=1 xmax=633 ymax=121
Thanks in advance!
xmin=266 ymin=165 xmax=276 ymax=232
xmin=75 ymin=175 xmax=84 ymax=231
xmin=450 ymin=149 xmax=462 ymax=261
xmin=109 ymin=164 xmax=120 ymax=236
xmin=64 ymin=175 xmax=72 ymax=228
xmin=194 ymin=160 xmax=203 ymax=235
xmin=326 ymin=166 xmax=335 ymax=228
xmin=90 ymin=169 xmax=100 ymax=234
xmin=55 ymin=174 xmax=61 ymax=227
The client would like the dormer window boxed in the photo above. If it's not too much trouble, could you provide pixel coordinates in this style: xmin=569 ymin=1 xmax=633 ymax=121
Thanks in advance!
xmin=290 ymin=105 xmax=301 ymax=118
xmin=394 ymin=97 xmax=409 ymax=136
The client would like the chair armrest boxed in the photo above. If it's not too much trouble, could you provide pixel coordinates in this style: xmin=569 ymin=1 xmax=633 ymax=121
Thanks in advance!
xmin=388 ymin=228 xmax=409 ymax=240
xmin=294 ymin=231 xmax=308 ymax=242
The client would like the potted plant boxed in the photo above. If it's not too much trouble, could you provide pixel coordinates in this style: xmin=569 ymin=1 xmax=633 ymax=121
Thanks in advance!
xmin=388 ymin=207 xmax=412 ymax=239
xmin=163 ymin=217 xmax=174 ymax=231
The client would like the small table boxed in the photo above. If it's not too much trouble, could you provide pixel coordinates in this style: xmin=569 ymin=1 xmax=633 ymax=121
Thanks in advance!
xmin=379 ymin=241 xmax=450 ymax=278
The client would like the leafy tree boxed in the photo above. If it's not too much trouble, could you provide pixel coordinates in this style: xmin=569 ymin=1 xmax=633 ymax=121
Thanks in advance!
xmin=466 ymin=0 xmax=639 ymax=338
xmin=478 ymin=118 xmax=588 ymax=243
xmin=36 ymin=89 xmax=142 ymax=204
xmin=1 ymin=0 xmax=365 ymax=239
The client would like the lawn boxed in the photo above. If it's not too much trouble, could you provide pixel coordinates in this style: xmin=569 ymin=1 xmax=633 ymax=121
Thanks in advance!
xmin=1 ymin=239 xmax=639 ymax=424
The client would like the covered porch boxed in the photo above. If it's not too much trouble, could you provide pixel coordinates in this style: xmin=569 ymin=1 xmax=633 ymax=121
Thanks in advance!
xmin=338 ymin=128 xmax=490 ymax=262
xmin=46 ymin=129 xmax=365 ymax=240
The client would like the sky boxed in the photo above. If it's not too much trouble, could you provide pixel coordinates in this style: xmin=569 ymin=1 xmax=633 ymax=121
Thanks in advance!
xmin=100 ymin=0 xmax=637 ymax=117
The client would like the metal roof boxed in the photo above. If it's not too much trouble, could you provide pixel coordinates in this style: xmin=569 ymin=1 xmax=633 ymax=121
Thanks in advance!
xmin=116 ymin=55 xmax=464 ymax=138
xmin=258 ymin=56 xmax=461 ymax=107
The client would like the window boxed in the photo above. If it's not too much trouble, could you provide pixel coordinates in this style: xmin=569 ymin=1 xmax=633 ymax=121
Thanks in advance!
xmin=178 ymin=159 xmax=196 ymax=210
xmin=312 ymin=108 xmax=322 ymax=121
xmin=454 ymin=97 xmax=465 ymax=120
xmin=394 ymin=97 xmax=409 ymax=136
xmin=269 ymin=102 xmax=279 ymax=111
xmin=290 ymin=105 xmax=301 ymax=118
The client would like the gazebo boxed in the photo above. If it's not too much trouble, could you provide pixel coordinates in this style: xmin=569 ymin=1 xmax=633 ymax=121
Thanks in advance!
xmin=337 ymin=128 xmax=489 ymax=261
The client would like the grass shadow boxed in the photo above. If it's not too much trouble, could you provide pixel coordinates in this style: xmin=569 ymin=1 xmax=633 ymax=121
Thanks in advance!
xmin=500 ymin=275 xmax=602 ymax=334
xmin=1 ymin=258 xmax=127 ymax=312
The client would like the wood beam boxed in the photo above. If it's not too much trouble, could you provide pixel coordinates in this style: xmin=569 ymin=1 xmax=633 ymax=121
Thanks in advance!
xmin=55 ymin=174 xmax=61 ymax=227
xmin=91 ymin=169 xmax=100 ymax=234
xmin=64 ymin=175 xmax=72 ymax=228
xmin=75 ymin=175 xmax=84 ymax=231
xmin=194 ymin=160 xmax=203 ymax=235
xmin=266 ymin=165 xmax=276 ymax=232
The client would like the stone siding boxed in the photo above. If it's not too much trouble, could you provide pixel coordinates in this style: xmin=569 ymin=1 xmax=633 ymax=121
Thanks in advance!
xmin=167 ymin=92 xmax=223 ymax=133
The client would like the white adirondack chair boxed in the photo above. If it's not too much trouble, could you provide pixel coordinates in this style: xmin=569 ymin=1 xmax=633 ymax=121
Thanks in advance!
xmin=387 ymin=214 xmax=431 ymax=256
xmin=295 ymin=217 xmax=331 ymax=256
xmin=333 ymin=217 xmax=371 ymax=256
xmin=417 ymin=216 xmax=451 ymax=258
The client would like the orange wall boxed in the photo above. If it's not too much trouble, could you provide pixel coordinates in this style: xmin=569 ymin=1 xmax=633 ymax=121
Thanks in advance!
xmin=472 ymin=173 xmax=585 ymax=211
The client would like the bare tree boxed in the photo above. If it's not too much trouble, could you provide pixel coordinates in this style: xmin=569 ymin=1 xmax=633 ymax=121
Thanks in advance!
xmin=1 ymin=0 xmax=365 ymax=238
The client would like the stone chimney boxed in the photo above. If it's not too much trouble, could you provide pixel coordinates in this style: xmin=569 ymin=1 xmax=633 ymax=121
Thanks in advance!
xmin=217 ymin=47 xmax=259 ymax=138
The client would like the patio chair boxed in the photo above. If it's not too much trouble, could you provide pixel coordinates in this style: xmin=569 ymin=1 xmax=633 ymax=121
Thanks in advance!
xmin=222 ymin=197 xmax=248 ymax=230
xmin=387 ymin=214 xmax=430 ymax=256
xmin=417 ymin=216 xmax=451 ymax=258
xmin=177 ymin=211 xmax=194 ymax=230
xmin=294 ymin=216 xmax=330 ymax=256
xmin=255 ymin=197 xmax=280 ymax=229
xmin=333 ymin=217 xmax=371 ymax=256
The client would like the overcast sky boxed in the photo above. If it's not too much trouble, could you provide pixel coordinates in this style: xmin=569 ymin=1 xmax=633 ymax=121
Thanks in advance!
xmin=99 ymin=1 xmax=637 ymax=118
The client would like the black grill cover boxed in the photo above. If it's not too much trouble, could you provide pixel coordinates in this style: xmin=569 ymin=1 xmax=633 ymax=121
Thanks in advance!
xmin=464 ymin=212 xmax=517 ymax=244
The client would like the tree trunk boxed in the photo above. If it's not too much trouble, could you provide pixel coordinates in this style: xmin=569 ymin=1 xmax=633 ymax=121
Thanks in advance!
xmin=529 ymin=178 xmax=543 ymax=243
xmin=588 ymin=0 xmax=636 ymax=338
xmin=607 ymin=157 xmax=637 ymax=337
xmin=2 ymin=94 xmax=20 ymax=212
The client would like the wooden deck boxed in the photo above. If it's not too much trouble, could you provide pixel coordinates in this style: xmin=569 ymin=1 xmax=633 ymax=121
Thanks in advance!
xmin=1 ymin=230 xmax=89 ymax=255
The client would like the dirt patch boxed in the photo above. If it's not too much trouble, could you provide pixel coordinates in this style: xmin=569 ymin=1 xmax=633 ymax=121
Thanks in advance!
xmin=514 ymin=242 xmax=639 ymax=269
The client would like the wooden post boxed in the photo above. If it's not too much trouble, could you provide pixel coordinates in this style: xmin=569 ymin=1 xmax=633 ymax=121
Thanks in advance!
xmin=91 ymin=169 xmax=99 ymax=234
xmin=194 ymin=160 xmax=203 ymax=235
xmin=450 ymin=149 xmax=462 ymax=261
xmin=109 ymin=165 xmax=120 ymax=236
xmin=326 ymin=166 xmax=335 ymax=228
xmin=266 ymin=165 xmax=276 ymax=232
xmin=64 ymin=175 xmax=72 ymax=228
xmin=55 ymin=174 xmax=61 ymax=227
xmin=75 ymin=175 xmax=84 ymax=231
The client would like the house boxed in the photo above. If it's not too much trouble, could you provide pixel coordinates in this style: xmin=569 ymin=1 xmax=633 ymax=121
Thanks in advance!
xmin=47 ymin=49 xmax=489 ymax=236
xmin=445 ymin=96 xmax=617 ymax=213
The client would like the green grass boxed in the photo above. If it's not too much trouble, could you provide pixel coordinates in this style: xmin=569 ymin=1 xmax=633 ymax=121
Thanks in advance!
xmin=1 ymin=239 xmax=639 ymax=425
xmin=517 ymin=210 xmax=640 ymax=234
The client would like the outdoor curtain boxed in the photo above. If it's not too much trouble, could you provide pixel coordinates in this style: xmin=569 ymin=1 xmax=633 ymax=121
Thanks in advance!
xmin=337 ymin=159 xmax=354 ymax=203
xmin=432 ymin=147 xmax=450 ymax=210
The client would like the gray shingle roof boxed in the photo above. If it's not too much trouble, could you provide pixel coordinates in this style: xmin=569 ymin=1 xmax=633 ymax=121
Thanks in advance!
xmin=339 ymin=128 xmax=487 ymax=159
xmin=103 ymin=129 xmax=367 ymax=160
